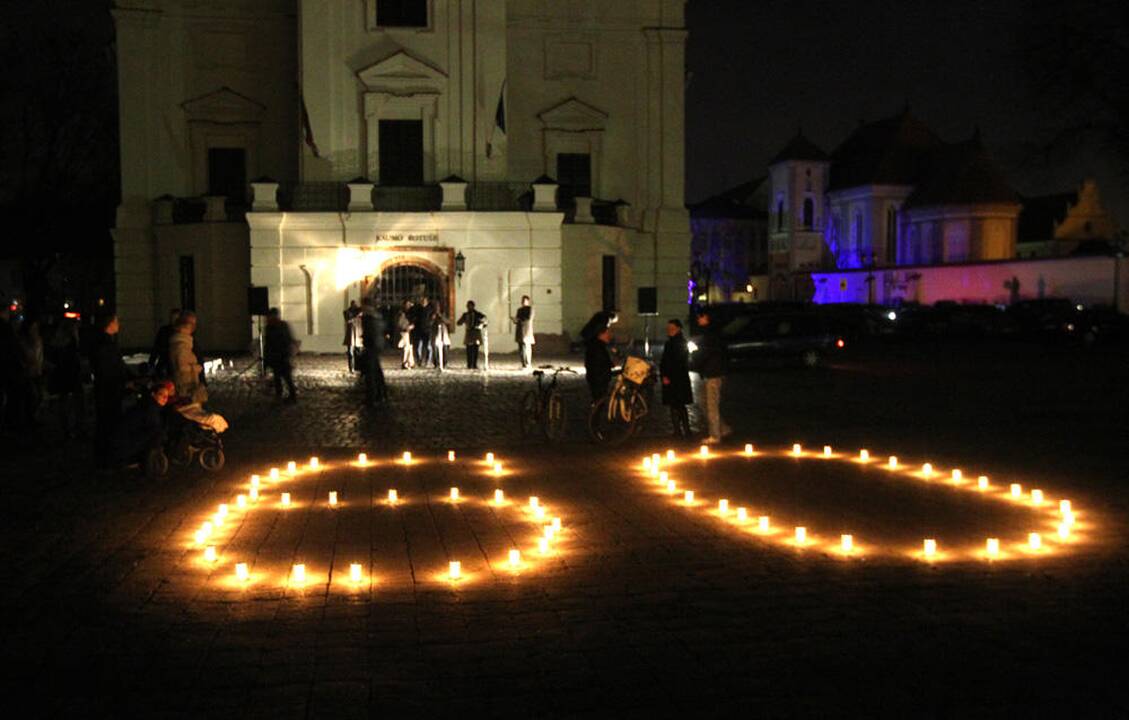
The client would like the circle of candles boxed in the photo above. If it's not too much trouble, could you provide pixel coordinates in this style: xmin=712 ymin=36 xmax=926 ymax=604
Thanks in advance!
xmin=538 ymin=537 xmax=550 ymax=555
xmin=699 ymin=444 xmax=709 ymax=457
xmin=494 ymin=489 xmax=505 ymax=505
xmin=794 ymin=526 xmax=807 ymax=544
xmin=792 ymin=443 xmax=802 ymax=456
xmin=448 ymin=450 xmax=456 ymax=462
xmin=859 ymin=449 xmax=870 ymax=462
xmin=758 ymin=516 xmax=770 ymax=532
xmin=923 ymin=539 xmax=937 ymax=558
xmin=309 ymin=456 xmax=319 ymax=470
xmin=529 ymin=496 xmax=539 ymax=509
xmin=666 ymin=450 xmax=676 ymax=462
xmin=508 ymin=549 xmax=521 ymax=567
xmin=217 ymin=503 xmax=228 ymax=517
xmin=1010 ymin=483 xmax=1022 ymax=498
xmin=1031 ymin=489 xmax=1044 ymax=506
xmin=1028 ymin=533 xmax=1042 ymax=550
xmin=357 ymin=453 xmax=367 ymax=465
xmin=666 ymin=479 xmax=676 ymax=493
xmin=349 ymin=563 xmax=362 ymax=583
xmin=281 ymin=492 xmax=291 ymax=507
xmin=235 ymin=563 xmax=249 ymax=582
xmin=1057 ymin=523 xmax=1070 ymax=540
xmin=287 ymin=461 xmax=297 ymax=475
xmin=552 ymin=517 xmax=562 ymax=532
xmin=250 ymin=474 xmax=260 ymax=488
xmin=951 ymin=469 xmax=963 ymax=482
xmin=328 ymin=491 xmax=338 ymax=507
xmin=485 ymin=452 xmax=495 ymax=464
xmin=841 ymin=534 xmax=853 ymax=553
xmin=977 ymin=476 xmax=989 ymax=490
xmin=922 ymin=463 xmax=933 ymax=477
xmin=388 ymin=489 xmax=398 ymax=503
xmin=493 ymin=462 xmax=503 ymax=475
xmin=823 ymin=445 xmax=832 ymax=457
xmin=292 ymin=564 xmax=306 ymax=583
xmin=684 ymin=490 xmax=694 ymax=504
xmin=402 ymin=451 xmax=412 ymax=463
xmin=269 ymin=468 xmax=280 ymax=480
xmin=449 ymin=487 xmax=459 ymax=501
xmin=736 ymin=507 xmax=748 ymax=523
xmin=1059 ymin=499 xmax=1072 ymax=514
xmin=986 ymin=538 xmax=1000 ymax=558
xmin=448 ymin=561 xmax=461 ymax=580
xmin=744 ymin=443 xmax=754 ymax=456
xmin=888 ymin=456 xmax=898 ymax=469
xmin=236 ymin=495 xmax=247 ymax=509
xmin=249 ymin=487 xmax=259 ymax=501
xmin=718 ymin=499 xmax=729 ymax=515
xmin=204 ymin=546 xmax=217 ymax=562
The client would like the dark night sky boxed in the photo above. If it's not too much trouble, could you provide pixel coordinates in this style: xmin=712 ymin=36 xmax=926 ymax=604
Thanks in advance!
xmin=685 ymin=0 xmax=1129 ymax=225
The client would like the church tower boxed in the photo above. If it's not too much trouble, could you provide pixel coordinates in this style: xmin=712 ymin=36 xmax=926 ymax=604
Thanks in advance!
xmin=767 ymin=131 xmax=829 ymax=296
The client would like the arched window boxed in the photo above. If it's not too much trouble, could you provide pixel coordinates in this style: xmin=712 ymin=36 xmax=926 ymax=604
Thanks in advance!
xmin=885 ymin=206 xmax=898 ymax=264
xmin=802 ymin=198 xmax=815 ymax=230
xmin=776 ymin=199 xmax=784 ymax=231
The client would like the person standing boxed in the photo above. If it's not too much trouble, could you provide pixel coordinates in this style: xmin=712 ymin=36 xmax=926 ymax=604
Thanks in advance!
xmin=148 ymin=308 xmax=179 ymax=378
xmin=659 ymin=318 xmax=693 ymax=438
xmin=360 ymin=297 xmax=387 ymax=405
xmin=411 ymin=297 xmax=432 ymax=368
xmin=430 ymin=300 xmax=451 ymax=371
xmin=343 ymin=300 xmax=362 ymax=373
xmin=396 ymin=300 xmax=415 ymax=369
xmin=513 ymin=295 xmax=535 ymax=369
xmin=90 ymin=313 xmax=130 ymax=468
xmin=18 ymin=317 xmax=44 ymax=425
xmin=169 ymin=315 xmax=207 ymax=404
xmin=263 ymin=307 xmax=297 ymax=403
xmin=693 ymin=310 xmax=730 ymax=444
xmin=456 ymin=301 xmax=487 ymax=370
xmin=48 ymin=316 xmax=85 ymax=440
xmin=584 ymin=326 xmax=615 ymax=402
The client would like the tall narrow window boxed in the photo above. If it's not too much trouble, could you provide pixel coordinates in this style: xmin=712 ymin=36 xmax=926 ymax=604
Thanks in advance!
xmin=601 ymin=255 xmax=617 ymax=311
xmin=776 ymin=199 xmax=784 ymax=231
xmin=207 ymin=148 xmax=247 ymax=203
xmin=556 ymin=153 xmax=592 ymax=204
xmin=853 ymin=211 xmax=863 ymax=253
xmin=179 ymin=256 xmax=196 ymax=312
xmin=378 ymin=120 xmax=424 ymax=185
xmin=885 ymin=206 xmax=898 ymax=264
xmin=802 ymin=197 xmax=814 ymax=230
xmin=376 ymin=0 xmax=428 ymax=27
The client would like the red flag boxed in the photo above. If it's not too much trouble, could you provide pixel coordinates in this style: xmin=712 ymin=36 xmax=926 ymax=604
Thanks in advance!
xmin=300 ymin=92 xmax=320 ymax=158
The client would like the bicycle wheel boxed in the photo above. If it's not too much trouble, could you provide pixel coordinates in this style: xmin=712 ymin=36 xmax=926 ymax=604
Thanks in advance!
xmin=626 ymin=392 xmax=649 ymax=438
xmin=588 ymin=395 xmax=634 ymax=445
xmin=544 ymin=390 xmax=567 ymax=442
xmin=519 ymin=389 xmax=541 ymax=437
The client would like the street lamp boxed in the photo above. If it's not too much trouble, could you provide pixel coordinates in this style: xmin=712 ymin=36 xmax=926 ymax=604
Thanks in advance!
xmin=455 ymin=251 xmax=466 ymax=286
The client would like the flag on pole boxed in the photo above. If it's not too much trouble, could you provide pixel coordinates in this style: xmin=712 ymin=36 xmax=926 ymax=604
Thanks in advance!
xmin=300 ymin=91 xmax=320 ymax=158
xmin=486 ymin=79 xmax=506 ymax=158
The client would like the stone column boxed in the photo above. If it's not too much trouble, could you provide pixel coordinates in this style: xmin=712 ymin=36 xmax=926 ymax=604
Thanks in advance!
xmin=347 ymin=182 xmax=374 ymax=211
xmin=203 ymin=196 xmax=227 ymax=222
xmin=532 ymin=176 xmax=559 ymax=212
xmin=439 ymin=176 xmax=469 ymax=210
xmin=251 ymin=182 xmax=280 ymax=212
xmin=574 ymin=197 xmax=594 ymax=224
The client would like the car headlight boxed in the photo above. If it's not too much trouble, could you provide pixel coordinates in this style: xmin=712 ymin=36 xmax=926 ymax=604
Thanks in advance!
xmin=887 ymin=311 xmax=897 ymax=321
xmin=687 ymin=340 xmax=698 ymax=353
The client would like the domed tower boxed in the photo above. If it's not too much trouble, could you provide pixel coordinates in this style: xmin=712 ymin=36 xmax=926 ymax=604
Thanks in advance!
xmin=767 ymin=131 xmax=830 ymax=287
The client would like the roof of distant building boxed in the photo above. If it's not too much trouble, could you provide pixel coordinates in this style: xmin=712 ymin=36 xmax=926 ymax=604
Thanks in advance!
xmin=829 ymin=108 xmax=941 ymax=191
xmin=688 ymin=177 xmax=769 ymax=219
xmin=1017 ymin=191 xmax=1077 ymax=244
xmin=904 ymin=134 xmax=1020 ymax=208
xmin=769 ymin=131 xmax=829 ymax=165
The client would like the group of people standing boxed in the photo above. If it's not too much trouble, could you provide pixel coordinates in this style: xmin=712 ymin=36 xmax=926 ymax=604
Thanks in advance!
xmin=392 ymin=298 xmax=453 ymax=370
xmin=0 ymin=305 xmax=84 ymax=439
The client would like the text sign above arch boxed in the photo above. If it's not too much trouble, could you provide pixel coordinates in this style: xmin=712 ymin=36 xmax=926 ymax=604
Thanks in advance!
xmin=374 ymin=232 xmax=440 ymax=244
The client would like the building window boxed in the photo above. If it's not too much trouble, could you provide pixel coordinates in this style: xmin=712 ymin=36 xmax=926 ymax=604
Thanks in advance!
xmin=378 ymin=119 xmax=424 ymax=185
xmin=601 ymin=255 xmax=617 ymax=312
xmin=885 ymin=206 xmax=898 ymax=264
xmin=776 ymin=199 xmax=784 ymax=231
xmin=853 ymin=211 xmax=863 ymax=253
xmin=802 ymin=197 xmax=814 ymax=230
xmin=179 ymin=256 xmax=196 ymax=312
xmin=207 ymin=148 xmax=247 ymax=203
xmin=376 ymin=0 xmax=428 ymax=27
xmin=556 ymin=153 xmax=592 ymax=203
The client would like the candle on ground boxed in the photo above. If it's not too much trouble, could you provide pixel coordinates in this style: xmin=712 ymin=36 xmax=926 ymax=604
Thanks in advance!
xmin=250 ymin=475 xmax=260 ymax=488
xmin=309 ymin=456 xmax=319 ymax=470
xmin=236 ymin=495 xmax=247 ymax=509
xmin=700 ymin=445 xmax=709 ymax=457
xmin=249 ymin=487 xmax=259 ymax=501
xmin=823 ymin=445 xmax=832 ymax=457
xmin=291 ymin=564 xmax=306 ymax=583
xmin=736 ymin=507 xmax=748 ymax=523
xmin=666 ymin=479 xmax=677 ymax=494
xmin=449 ymin=487 xmax=459 ymax=501
xmin=287 ymin=461 xmax=297 ymax=475
xmin=758 ymin=516 xmax=770 ymax=532
xmin=357 ymin=453 xmax=367 ymax=465
xmin=744 ymin=443 xmax=754 ymax=456
xmin=859 ymin=449 xmax=870 ymax=462
xmin=328 ymin=491 xmax=338 ymax=507
xmin=951 ymin=469 xmax=963 ymax=482
xmin=349 ymin=563 xmax=362 ymax=583
xmin=977 ymin=476 xmax=989 ymax=490
xmin=493 ymin=462 xmax=503 ymax=475
xmin=194 ymin=529 xmax=207 ymax=545
xmin=204 ymin=546 xmax=217 ymax=562
xmin=1057 ymin=523 xmax=1070 ymax=540
xmin=683 ymin=490 xmax=694 ymax=504
xmin=269 ymin=467 xmax=280 ymax=480
xmin=281 ymin=492 xmax=291 ymax=507
xmin=651 ymin=453 xmax=660 ymax=466
xmin=659 ymin=471 xmax=669 ymax=484
xmin=448 ymin=561 xmax=461 ymax=580
xmin=888 ymin=456 xmax=898 ymax=469
xmin=538 ymin=537 xmax=550 ymax=555
xmin=485 ymin=452 xmax=495 ymax=464
xmin=922 ymin=463 xmax=933 ymax=477
xmin=666 ymin=450 xmax=676 ymax=462
xmin=1031 ymin=489 xmax=1044 ymax=506
xmin=494 ymin=489 xmax=505 ymax=505
xmin=718 ymin=499 xmax=729 ymax=515
xmin=402 ymin=451 xmax=412 ymax=463
xmin=235 ymin=563 xmax=249 ymax=582
xmin=529 ymin=496 xmax=539 ymax=509
xmin=508 ymin=549 xmax=521 ymax=567
xmin=792 ymin=443 xmax=802 ymax=456
xmin=643 ymin=457 xmax=652 ymax=471
xmin=923 ymin=539 xmax=937 ymax=558
xmin=534 ymin=507 xmax=546 ymax=520
xmin=448 ymin=450 xmax=456 ymax=462
xmin=986 ymin=538 xmax=1000 ymax=558
xmin=1028 ymin=533 xmax=1042 ymax=550
xmin=1010 ymin=483 xmax=1022 ymax=498
xmin=794 ymin=526 xmax=807 ymax=544
xmin=1060 ymin=499 xmax=1072 ymax=514
xmin=552 ymin=517 xmax=562 ymax=532
xmin=388 ymin=489 xmax=398 ymax=503
xmin=841 ymin=534 xmax=853 ymax=553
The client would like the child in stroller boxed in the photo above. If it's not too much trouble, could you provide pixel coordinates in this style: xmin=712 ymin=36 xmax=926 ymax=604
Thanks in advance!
xmin=166 ymin=394 xmax=229 ymax=472
xmin=110 ymin=380 xmax=174 ymax=478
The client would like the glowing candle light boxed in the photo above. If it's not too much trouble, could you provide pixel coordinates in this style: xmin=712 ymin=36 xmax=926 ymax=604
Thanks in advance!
xmin=977 ymin=476 xmax=989 ymax=490
xmin=700 ymin=444 xmax=709 ymax=458
xmin=684 ymin=490 xmax=695 ymax=504
xmin=986 ymin=538 xmax=1000 ymax=558
xmin=250 ymin=474 xmax=260 ymax=488
xmin=194 ymin=529 xmax=207 ymax=545
xmin=201 ymin=521 xmax=212 ymax=537
xmin=718 ymin=499 xmax=729 ymax=515
xmin=651 ymin=453 xmax=661 ymax=466
xmin=292 ymin=563 xmax=306 ymax=583
xmin=494 ymin=489 xmax=505 ymax=505
xmin=217 ymin=503 xmax=228 ymax=518
xmin=493 ymin=462 xmax=503 ymax=475
xmin=309 ymin=456 xmax=319 ymax=470
xmin=508 ymin=549 xmax=521 ymax=567
xmin=328 ymin=491 xmax=338 ymax=507
xmin=1057 ymin=523 xmax=1070 ymax=540
xmin=758 ymin=516 xmax=770 ymax=532
xmin=538 ymin=537 xmax=550 ymax=555
xmin=794 ymin=526 xmax=807 ymax=544
xmin=1063 ymin=510 xmax=1075 ymax=526
xmin=1028 ymin=533 xmax=1042 ymax=550
xmin=1031 ymin=489 xmax=1044 ymax=506
xmin=1010 ymin=483 xmax=1022 ymax=498
xmin=204 ymin=546 xmax=217 ymax=563
xmin=449 ymin=487 xmax=459 ymax=501
xmin=448 ymin=450 xmax=456 ymax=462
xmin=250 ymin=487 xmax=259 ymax=501
xmin=666 ymin=479 xmax=676 ymax=494
xmin=744 ymin=443 xmax=754 ymax=456
xmin=552 ymin=517 xmax=562 ymax=532
xmin=388 ymin=489 xmax=398 ymax=503
xmin=1059 ymin=499 xmax=1072 ymax=514
xmin=402 ymin=451 xmax=412 ymax=463
xmin=823 ymin=445 xmax=832 ymax=457
xmin=213 ymin=514 xmax=224 ymax=528
xmin=485 ymin=452 xmax=495 ymax=464
xmin=287 ymin=461 xmax=297 ymax=475
xmin=922 ymin=463 xmax=933 ymax=477
xmin=235 ymin=563 xmax=249 ymax=582
xmin=841 ymin=534 xmax=853 ymax=553
xmin=643 ymin=457 xmax=652 ymax=471
xmin=529 ymin=496 xmax=539 ymax=509
xmin=357 ymin=453 xmax=367 ymax=465
xmin=534 ymin=506 xmax=546 ymax=521
xmin=236 ymin=494 xmax=247 ymax=509
xmin=792 ymin=443 xmax=802 ymax=456
xmin=888 ymin=456 xmax=898 ymax=469
xmin=736 ymin=507 xmax=748 ymax=523
xmin=923 ymin=539 xmax=937 ymax=558
xmin=269 ymin=467 xmax=280 ymax=480
xmin=649 ymin=465 xmax=660 ymax=478
xmin=666 ymin=450 xmax=676 ymax=462
xmin=448 ymin=561 xmax=461 ymax=580
xmin=349 ymin=563 xmax=362 ymax=583
xmin=281 ymin=492 xmax=291 ymax=507
xmin=859 ymin=449 xmax=870 ymax=462
xmin=543 ymin=525 xmax=555 ymax=539
xmin=951 ymin=469 xmax=962 ymax=483
xmin=659 ymin=470 xmax=669 ymax=484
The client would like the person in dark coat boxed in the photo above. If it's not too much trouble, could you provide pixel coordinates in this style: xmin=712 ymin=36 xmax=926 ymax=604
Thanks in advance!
xmin=360 ymin=297 xmax=387 ymax=404
xmin=513 ymin=295 xmax=535 ymax=368
xmin=580 ymin=309 xmax=618 ymax=343
xmin=456 ymin=301 xmax=487 ymax=369
xmin=148 ymin=308 xmax=180 ymax=378
xmin=343 ymin=300 xmax=362 ymax=373
xmin=660 ymin=318 xmax=693 ymax=438
xmin=263 ymin=307 xmax=297 ymax=403
xmin=411 ymin=297 xmax=432 ymax=368
xmin=47 ymin=316 xmax=85 ymax=440
xmin=691 ymin=310 xmax=730 ymax=443
xmin=584 ymin=326 xmax=615 ymax=402
xmin=91 ymin=313 xmax=132 ymax=468
xmin=111 ymin=380 xmax=172 ymax=465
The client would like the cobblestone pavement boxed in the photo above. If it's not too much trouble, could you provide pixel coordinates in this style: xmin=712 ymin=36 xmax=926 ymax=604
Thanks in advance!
xmin=3 ymin=343 xmax=1128 ymax=717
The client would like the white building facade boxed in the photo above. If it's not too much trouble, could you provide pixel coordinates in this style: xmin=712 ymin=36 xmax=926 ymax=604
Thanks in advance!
xmin=112 ymin=0 xmax=690 ymax=353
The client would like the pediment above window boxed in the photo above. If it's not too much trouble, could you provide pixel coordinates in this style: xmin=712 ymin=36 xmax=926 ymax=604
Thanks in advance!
xmin=538 ymin=97 xmax=608 ymax=132
xmin=357 ymin=49 xmax=447 ymax=91
xmin=181 ymin=86 xmax=265 ymax=123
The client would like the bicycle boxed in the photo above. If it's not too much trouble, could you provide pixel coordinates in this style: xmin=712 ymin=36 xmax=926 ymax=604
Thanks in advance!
xmin=588 ymin=356 xmax=655 ymax=444
xmin=519 ymin=365 xmax=575 ymax=441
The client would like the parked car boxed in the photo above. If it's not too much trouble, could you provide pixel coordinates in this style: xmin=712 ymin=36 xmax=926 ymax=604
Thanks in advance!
xmin=1067 ymin=305 xmax=1129 ymax=348
xmin=1006 ymin=298 xmax=1080 ymax=340
xmin=690 ymin=312 xmax=845 ymax=369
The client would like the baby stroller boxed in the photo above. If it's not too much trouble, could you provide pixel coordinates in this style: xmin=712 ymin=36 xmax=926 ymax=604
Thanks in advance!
xmin=166 ymin=401 xmax=229 ymax=471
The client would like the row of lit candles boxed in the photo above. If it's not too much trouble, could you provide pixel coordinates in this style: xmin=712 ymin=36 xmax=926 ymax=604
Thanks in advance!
xmin=354 ymin=450 xmax=506 ymax=476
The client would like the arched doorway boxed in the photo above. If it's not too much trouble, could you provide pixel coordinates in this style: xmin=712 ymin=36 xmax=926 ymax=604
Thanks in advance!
xmin=362 ymin=259 xmax=452 ymax=329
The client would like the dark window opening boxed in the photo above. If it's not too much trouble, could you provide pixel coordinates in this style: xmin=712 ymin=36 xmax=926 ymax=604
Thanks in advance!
xmin=802 ymin=197 xmax=814 ymax=229
xmin=207 ymin=147 xmax=246 ymax=203
xmin=179 ymin=256 xmax=196 ymax=312
xmin=776 ymin=200 xmax=784 ymax=231
xmin=556 ymin=153 xmax=591 ymax=205
xmin=378 ymin=119 xmax=424 ymax=185
xmin=885 ymin=206 xmax=898 ymax=264
xmin=376 ymin=0 xmax=428 ymax=27
xmin=601 ymin=255 xmax=616 ymax=312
